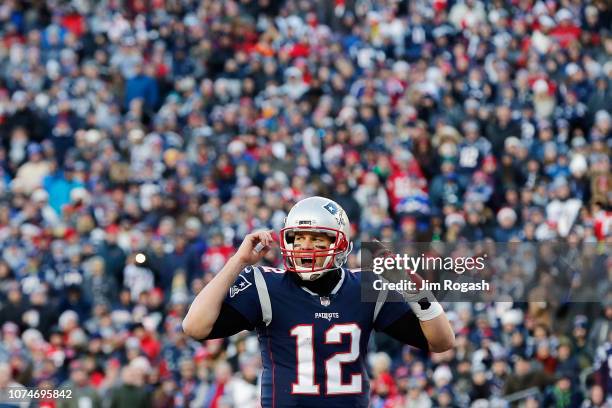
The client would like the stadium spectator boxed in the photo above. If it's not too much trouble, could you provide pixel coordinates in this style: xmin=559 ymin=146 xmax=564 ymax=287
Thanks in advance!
xmin=0 ymin=0 xmax=609 ymax=405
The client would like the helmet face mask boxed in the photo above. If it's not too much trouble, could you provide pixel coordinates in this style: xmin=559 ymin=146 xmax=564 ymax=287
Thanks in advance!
xmin=280 ymin=227 xmax=349 ymax=279
xmin=280 ymin=197 xmax=352 ymax=280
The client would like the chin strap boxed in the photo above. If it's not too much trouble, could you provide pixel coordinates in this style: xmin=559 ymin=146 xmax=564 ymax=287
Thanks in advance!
xmin=334 ymin=242 xmax=353 ymax=267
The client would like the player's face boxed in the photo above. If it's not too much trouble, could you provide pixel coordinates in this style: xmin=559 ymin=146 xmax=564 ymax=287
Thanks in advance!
xmin=293 ymin=231 xmax=334 ymax=268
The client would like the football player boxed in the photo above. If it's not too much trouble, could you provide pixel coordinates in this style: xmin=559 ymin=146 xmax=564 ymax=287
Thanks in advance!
xmin=183 ymin=196 xmax=454 ymax=407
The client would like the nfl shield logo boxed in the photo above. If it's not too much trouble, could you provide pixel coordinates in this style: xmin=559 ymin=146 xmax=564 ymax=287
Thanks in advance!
xmin=320 ymin=296 xmax=330 ymax=307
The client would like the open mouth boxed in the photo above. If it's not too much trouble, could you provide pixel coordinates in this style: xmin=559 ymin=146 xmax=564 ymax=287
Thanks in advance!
xmin=300 ymin=258 xmax=313 ymax=267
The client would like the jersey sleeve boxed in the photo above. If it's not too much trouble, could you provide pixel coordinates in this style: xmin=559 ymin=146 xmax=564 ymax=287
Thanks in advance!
xmin=380 ymin=311 xmax=429 ymax=351
xmin=224 ymin=266 xmax=272 ymax=327
xmin=222 ymin=267 xmax=265 ymax=327
xmin=372 ymin=288 xmax=429 ymax=351
xmin=206 ymin=302 xmax=254 ymax=339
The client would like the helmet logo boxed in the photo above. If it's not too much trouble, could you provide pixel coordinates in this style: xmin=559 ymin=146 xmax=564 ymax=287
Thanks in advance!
xmin=323 ymin=202 xmax=339 ymax=215
xmin=323 ymin=202 xmax=346 ymax=226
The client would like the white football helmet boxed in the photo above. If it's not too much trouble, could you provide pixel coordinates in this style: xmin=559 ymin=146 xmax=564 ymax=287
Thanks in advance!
xmin=280 ymin=196 xmax=353 ymax=280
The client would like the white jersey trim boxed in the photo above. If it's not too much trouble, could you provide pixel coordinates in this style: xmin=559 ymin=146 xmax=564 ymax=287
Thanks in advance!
xmin=330 ymin=269 xmax=345 ymax=295
xmin=254 ymin=267 xmax=272 ymax=326
xmin=373 ymin=277 xmax=389 ymax=323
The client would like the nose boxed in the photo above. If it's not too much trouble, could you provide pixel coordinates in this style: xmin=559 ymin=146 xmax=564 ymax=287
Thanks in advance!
xmin=300 ymin=237 xmax=314 ymax=250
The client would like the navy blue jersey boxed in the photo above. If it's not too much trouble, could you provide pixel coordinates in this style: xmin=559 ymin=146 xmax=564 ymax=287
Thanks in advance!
xmin=223 ymin=266 xmax=415 ymax=408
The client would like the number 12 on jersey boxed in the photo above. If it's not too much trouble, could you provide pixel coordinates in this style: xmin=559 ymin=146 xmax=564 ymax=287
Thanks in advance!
xmin=290 ymin=323 xmax=362 ymax=395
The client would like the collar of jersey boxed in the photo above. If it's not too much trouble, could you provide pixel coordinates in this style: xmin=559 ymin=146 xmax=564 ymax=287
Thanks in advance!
xmin=299 ymin=268 xmax=345 ymax=297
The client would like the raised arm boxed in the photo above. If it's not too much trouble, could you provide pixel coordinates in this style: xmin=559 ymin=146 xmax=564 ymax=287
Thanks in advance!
xmin=416 ymin=306 xmax=455 ymax=353
xmin=371 ymin=240 xmax=455 ymax=353
xmin=182 ymin=230 xmax=275 ymax=339
xmin=401 ymin=271 xmax=455 ymax=352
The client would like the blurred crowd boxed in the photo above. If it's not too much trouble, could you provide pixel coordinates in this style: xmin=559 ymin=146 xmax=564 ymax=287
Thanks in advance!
xmin=0 ymin=0 xmax=610 ymax=406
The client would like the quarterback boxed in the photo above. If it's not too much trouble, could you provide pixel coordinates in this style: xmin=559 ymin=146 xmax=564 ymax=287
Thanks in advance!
xmin=183 ymin=197 xmax=454 ymax=407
